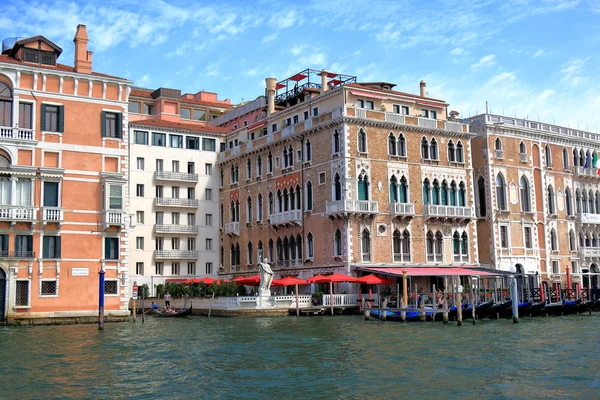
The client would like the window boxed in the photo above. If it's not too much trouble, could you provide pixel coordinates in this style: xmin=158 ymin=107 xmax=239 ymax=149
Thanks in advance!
xmin=448 ymin=140 xmax=455 ymax=162
xmin=107 ymin=184 xmax=122 ymax=210
xmin=180 ymin=108 xmax=191 ymax=119
xmin=193 ymin=109 xmax=207 ymax=121
xmin=422 ymin=179 xmax=431 ymax=205
xmin=551 ymin=229 xmax=558 ymax=251
xmin=104 ymin=237 xmax=119 ymax=260
xmin=271 ymin=123 xmax=277 ymax=133
xmin=313 ymin=107 xmax=319 ymax=116
xmin=15 ymin=281 xmax=29 ymax=306
xmin=41 ymin=280 xmax=57 ymax=296
xmin=246 ymin=159 xmax=252 ymax=179
xmin=101 ymin=112 xmax=121 ymax=138
xmin=136 ymin=211 xmax=144 ymax=224
xmin=172 ymin=238 xmax=180 ymax=251
xmin=23 ymin=47 xmax=56 ymax=65
xmin=366 ymin=100 xmax=374 ymax=110
xmin=293 ymin=115 xmax=299 ymax=124
xmin=16 ymin=103 xmax=32 ymax=129
xmin=520 ymin=176 xmax=531 ymax=212
xmin=143 ymin=103 xmax=154 ymax=115
xmin=172 ymin=187 xmax=180 ymax=198
xmin=430 ymin=138 xmax=438 ymax=160
xmin=456 ymin=141 xmax=464 ymax=163
xmin=306 ymin=232 xmax=314 ymax=259
xmin=333 ymin=130 xmax=341 ymax=153
xmin=388 ymin=133 xmax=397 ymax=156
xmin=187 ymin=238 xmax=196 ymax=251
xmin=426 ymin=231 xmax=443 ymax=262
xmin=136 ymin=262 xmax=144 ymax=275
xmin=358 ymin=129 xmax=367 ymax=153
xmin=545 ymin=145 xmax=552 ymax=167
xmin=246 ymin=197 xmax=253 ymax=223
xmin=155 ymin=185 xmax=164 ymax=198
xmin=334 ymin=229 xmax=342 ymax=256
xmin=42 ymin=104 xmax=64 ymax=133
xmin=136 ymin=184 xmax=144 ymax=197
xmin=569 ymin=230 xmax=576 ymax=251
xmin=128 ymin=102 xmax=141 ymax=113
xmin=402 ymin=105 xmax=409 ymax=115
xmin=432 ymin=180 xmax=440 ymax=205
xmin=206 ymin=262 xmax=213 ymax=274
xmin=496 ymin=174 xmax=507 ymax=211
xmin=305 ymin=140 xmax=312 ymax=162
xmin=565 ymin=188 xmax=573 ymax=216
xmin=361 ymin=229 xmax=371 ymax=262
xmin=136 ymin=237 xmax=144 ymax=250
xmin=206 ymin=238 xmax=213 ymax=251
xmin=267 ymin=152 xmax=273 ymax=173
xmin=202 ymin=138 xmax=216 ymax=151
xmin=393 ymin=229 xmax=411 ymax=262
xmin=397 ymin=134 xmax=406 ymax=157
xmin=186 ymin=136 xmax=200 ymax=150
xmin=247 ymin=242 xmax=254 ymax=265
xmin=172 ymin=263 xmax=180 ymax=275
xmin=500 ymin=226 xmax=509 ymax=248
xmin=390 ymin=176 xmax=399 ymax=203
xmin=189 ymin=188 xmax=197 ymax=200
xmin=43 ymin=181 xmax=59 ymax=207
xmin=477 ymin=177 xmax=486 ymax=217
xmin=421 ymin=137 xmax=429 ymax=159
xmin=358 ymin=173 xmax=369 ymax=201
xmin=156 ymin=237 xmax=164 ymax=250
xmin=205 ymin=188 xmax=212 ymax=201
xmin=42 ymin=236 xmax=61 ymax=258
xmin=170 ymin=134 xmax=183 ymax=148
xmin=204 ymin=213 xmax=212 ymax=226
xmin=204 ymin=163 xmax=213 ymax=176
xmin=547 ymin=185 xmax=556 ymax=214
xmin=187 ymin=262 xmax=196 ymax=275
xmin=563 ymin=148 xmax=570 ymax=169
xmin=136 ymin=157 xmax=145 ymax=171
xmin=524 ymin=227 xmax=532 ymax=248
xmin=306 ymin=181 xmax=313 ymax=210
xmin=519 ymin=142 xmax=526 ymax=154
xmin=156 ymin=262 xmax=164 ymax=275
xmin=152 ymin=133 xmax=166 ymax=146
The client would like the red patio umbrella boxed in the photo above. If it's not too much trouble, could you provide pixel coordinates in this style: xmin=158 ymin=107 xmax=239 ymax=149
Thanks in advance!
xmin=198 ymin=277 xmax=216 ymax=285
xmin=307 ymin=274 xmax=329 ymax=284
xmin=356 ymin=274 xmax=394 ymax=285
xmin=233 ymin=274 xmax=261 ymax=285
xmin=185 ymin=278 xmax=202 ymax=285
xmin=273 ymin=276 xmax=308 ymax=317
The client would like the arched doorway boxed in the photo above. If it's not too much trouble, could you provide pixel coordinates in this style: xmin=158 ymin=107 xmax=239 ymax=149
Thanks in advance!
xmin=0 ymin=267 xmax=6 ymax=322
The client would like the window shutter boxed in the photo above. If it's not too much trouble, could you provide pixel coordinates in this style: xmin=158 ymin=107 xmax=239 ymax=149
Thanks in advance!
xmin=1 ymin=234 xmax=7 ymax=252
xmin=43 ymin=181 xmax=59 ymax=207
xmin=43 ymin=237 xmax=49 ymax=258
xmin=40 ymin=104 xmax=46 ymax=131
xmin=101 ymin=111 xmax=106 ymax=137
xmin=58 ymin=106 xmax=65 ymax=132
xmin=116 ymin=113 xmax=122 ymax=138
xmin=104 ymin=238 xmax=109 ymax=259
xmin=27 ymin=235 xmax=33 ymax=252
xmin=56 ymin=237 xmax=61 ymax=258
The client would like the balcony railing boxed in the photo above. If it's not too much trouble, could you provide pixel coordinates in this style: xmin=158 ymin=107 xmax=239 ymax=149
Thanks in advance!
xmin=351 ymin=107 xmax=468 ymax=133
xmin=0 ymin=206 xmax=36 ymax=221
xmin=155 ymin=171 xmax=199 ymax=182
xmin=326 ymin=199 xmax=378 ymax=214
xmin=424 ymin=204 xmax=473 ymax=219
xmin=519 ymin=153 xmax=528 ymax=163
xmin=276 ymin=259 xmax=303 ymax=268
xmin=418 ymin=117 xmax=438 ymax=129
xmin=390 ymin=202 xmax=415 ymax=216
xmin=42 ymin=207 xmax=63 ymax=224
xmin=578 ymin=213 xmax=600 ymax=224
xmin=224 ymin=221 xmax=240 ymax=236
xmin=155 ymin=250 xmax=199 ymax=260
xmin=384 ymin=113 xmax=405 ymax=124
xmin=0 ymin=250 xmax=35 ymax=259
xmin=496 ymin=149 xmax=504 ymax=159
xmin=103 ymin=210 xmax=126 ymax=229
xmin=155 ymin=198 xmax=199 ymax=208
xmin=269 ymin=209 xmax=302 ymax=226
xmin=574 ymin=166 xmax=599 ymax=178
xmin=580 ymin=248 xmax=600 ymax=258
xmin=155 ymin=224 xmax=199 ymax=234
xmin=0 ymin=126 xmax=35 ymax=141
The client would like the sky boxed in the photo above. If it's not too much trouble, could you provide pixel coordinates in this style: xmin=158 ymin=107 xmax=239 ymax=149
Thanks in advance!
xmin=2 ymin=0 xmax=600 ymax=130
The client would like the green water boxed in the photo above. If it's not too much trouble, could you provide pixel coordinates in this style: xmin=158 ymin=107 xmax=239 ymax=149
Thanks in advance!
xmin=1 ymin=315 xmax=599 ymax=399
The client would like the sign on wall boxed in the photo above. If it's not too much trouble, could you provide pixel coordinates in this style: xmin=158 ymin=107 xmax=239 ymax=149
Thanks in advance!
xmin=72 ymin=268 xmax=89 ymax=276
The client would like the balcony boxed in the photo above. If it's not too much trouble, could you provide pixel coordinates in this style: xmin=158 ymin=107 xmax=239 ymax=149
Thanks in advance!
xmin=155 ymin=171 xmax=198 ymax=183
xmin=519 ymin=153 xmax=528 ymax=163
xmin=350 ymin=107 xmax=468 ymax=133
xmin=326 ymin=199 xmax=378 ymax=215
xmin=224 ymin=221 xmax=240 ymax=236
xmin=574 ymin=166 xmax=599 ymax=178
xmin=155 ymin=250 xmax=199 ymax=260
xmin=578 ymin=213 xmax=600 ymax=224
xmin=155 ymin=197 xmax=199 ymax=208
xmin=495 ymin=149 xmax=504 ymax=159
xmin=269 ymin=209 xmax=302 ymax=227
xmin=0 ymin=206 xmax=36 ymax=225
xmin=390 ymin=202 xmax=415 ymax=218
xmin=580 ymin=248 xmax=600 ymax=258
xmin=42 ymin=207 xmax=64 ymax=226
xmin=0 ymin=126 xmax=36 ymax=142
xmin=103 ymin=210 xmax=126 ymax=230
xmin=0 ymin=250 xmax=35 ymax=259
xmin=155 ymin=224 xmax=199 ymax=234
xmin=424 ymin=204 xmax=473 ymax=220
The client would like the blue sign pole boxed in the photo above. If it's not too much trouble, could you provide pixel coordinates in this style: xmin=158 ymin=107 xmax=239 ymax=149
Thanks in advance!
xmin=99 ymin=268 xmax=105 ymax=330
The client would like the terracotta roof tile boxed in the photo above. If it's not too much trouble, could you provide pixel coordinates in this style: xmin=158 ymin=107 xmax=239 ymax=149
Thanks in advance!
xmin=346 ymin=83 xmax=447 ymax=104
xmin=0 ymin=54 xmax=128 ymax=80
xmin=130 ymin=88 xmax=153 ymax=99
xmin=129 ymin=118 xmax=231 ymax=135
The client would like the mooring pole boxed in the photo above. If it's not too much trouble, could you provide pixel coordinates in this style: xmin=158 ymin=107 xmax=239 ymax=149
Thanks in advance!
xmin=141 ymin=285 xmax=145 ymax=324
xmin=98 ymin=268 xmax=105 ymax=331
xmin=511 ymin=275 xmax=519 ymax=323
xmin=402 ymin=270 xmax=408 ymax=311
xmin=471 ymin=278 xmax=476 ymax=325
xmin=457 ymin=285 xmax=463 ymax=327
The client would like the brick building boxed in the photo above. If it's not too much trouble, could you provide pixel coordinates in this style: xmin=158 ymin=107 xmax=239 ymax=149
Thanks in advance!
xmin=215 ymin=69 xmax=475 ymax=285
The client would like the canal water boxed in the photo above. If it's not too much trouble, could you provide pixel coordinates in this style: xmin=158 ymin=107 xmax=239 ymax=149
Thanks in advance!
xmin=1 ymin=315 xmax=599 ymax=399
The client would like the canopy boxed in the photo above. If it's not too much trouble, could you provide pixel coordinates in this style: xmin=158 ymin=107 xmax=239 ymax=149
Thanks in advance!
xmin=308 ymin=273 xmax=358 ymax=284
xmin=233 ymin=275 xmax=261 ymax=285
xmin=356 ymin=274 xmax=395 ymax=285
xmin=273 ymin=277 xmax=307 ymax=286
xmin=358 ymin=267 xmax=498 ymax=277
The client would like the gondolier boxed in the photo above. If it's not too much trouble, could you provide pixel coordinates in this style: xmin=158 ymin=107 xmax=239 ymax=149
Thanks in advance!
xmin=164 ymin=292 xmax=171 ymax=307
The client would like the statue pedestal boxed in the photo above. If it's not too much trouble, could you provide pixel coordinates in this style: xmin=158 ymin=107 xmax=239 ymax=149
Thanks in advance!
xmin=256 ymin=289 xmax=272 ymax=309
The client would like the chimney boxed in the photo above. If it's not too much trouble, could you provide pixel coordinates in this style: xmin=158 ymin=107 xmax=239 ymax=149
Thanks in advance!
xmin=320 ymin=69 xmax=328 ymax=94
xmin=265 ymin=77 xmax=277 ymax=116
xmin=419 ymin=80 xmax=426 ymax=97
xmin=73 ymin=24 xmax=93 ymax=74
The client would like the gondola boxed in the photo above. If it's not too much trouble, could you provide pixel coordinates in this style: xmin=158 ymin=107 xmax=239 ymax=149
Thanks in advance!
xmin=525 ymin=301 xmax=546 ymax=316
xmin=155 ymin=306 xmax=193 ymax=318
xmin=465 ymin=301 xmax=495 ymax=319
xmin=578 ymin=300 xmax=595 ymax=314
xmin=370 ymin=308 xmax=434 ymax=322
xmin=543 ymin=301 xmax=565 ymax=316
xmin=500 ymin=301 xmax=533 ymax=318
xmin=561 ymin=300 xmax=580 ymax=316
xmin=485 ymin=300 xmax=512 ymax=319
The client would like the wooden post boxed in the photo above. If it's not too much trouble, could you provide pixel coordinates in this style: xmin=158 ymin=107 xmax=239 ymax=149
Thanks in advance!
xmin=402 ymin=270 xmax=408 ymax=311
xmin=511 ymin=276 xmax=519 ymax=323
xmin=396 ymin=283 xmax=400 ymax=308
xmin=400 ymin=297 xmax=406 ymax=322
xmin=382 ymin=298 xmax=387 ymax=321
xmin=295 ymin=284 xmax=299 ymax=317
xmin=208 ymin=292 xmax=215 ymax=318
xmin=362 ymin=298 xmax=369 ymax=320
xmin=442 ymin=298 xmax=448 ymax=324
xmin=471 ymin=278 xmax=475 ymax=324
xmin=330 ymin=281 xmax=334 ymax=316
xmin=457 ymin=286 xmax=463 ymax=327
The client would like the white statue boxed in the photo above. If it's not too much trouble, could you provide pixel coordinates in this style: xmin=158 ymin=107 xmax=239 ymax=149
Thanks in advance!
xmin=259 ymin=258 xmax=274 ymax=292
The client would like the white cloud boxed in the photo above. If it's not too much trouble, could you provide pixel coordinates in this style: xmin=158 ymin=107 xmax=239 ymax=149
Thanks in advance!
xmin=270 ymin=10 xmax=300 ymax=29
xmin=488 ymin=71 xmax=516 ymax=86
xmin=303 ymin=52 xmax=326 ymax=66
xmin=561 ymin=59 xmax=585 ymax=86
xmin=450 ymin=47 xmax=465 ymax=56
xmin=471 ymin=54 xmax=496 ymax=69
xmin=538 ymin=89 xmax=555 ymax=101
xmin=262 ymin=33 xmax=278 ymax=43
xmin=533 ymin=49 xmax=544 ymax=57
xmin=136 ymin=74 xmax=151 ymax=87
xmin=205 ymin=63 xmax=220 ymax=76
xmin=289 ymin=45 xmax=308 ymax=56
xmin=245 ymin=68 xmax=259 ymax=76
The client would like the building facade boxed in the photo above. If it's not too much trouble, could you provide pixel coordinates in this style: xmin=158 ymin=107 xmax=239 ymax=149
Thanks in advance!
xmin=0 ymin=25 xmax=132 ymax=323
xmin=128 ymin=87 xmax=231 ymax=295
xmin=470 ymin=114 xmax=600 ymax=289
xmin=216 ymin=69 xmax=475 ymax=286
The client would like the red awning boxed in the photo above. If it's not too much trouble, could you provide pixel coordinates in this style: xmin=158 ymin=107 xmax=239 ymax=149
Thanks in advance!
xmin=349 ymin=90 xmax=387 ymax=100
xmin=360 ymin=267 xmax=498 ymax=277
xmin=273 ymin=277 xmax=307 ymax=286
xmin=356 ymin=274 xmax=395 ymax=285
xmin=318 ymin=71 xmax=337 ymax=78
xmin=289 ymin=73 xmax=307 ymax=82
xmin=276 ymin=83 xmax=286 ymax=90
xmin=165 ymin=278 xmax=188 ymax=283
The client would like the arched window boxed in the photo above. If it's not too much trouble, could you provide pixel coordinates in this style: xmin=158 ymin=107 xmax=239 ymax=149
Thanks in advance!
xmin=220 ymin=246 xmax=224 ymax=267
xmin=435 ymin=231 xmax=443 ymax=262
xmin=495 ymin=137 xmax=502 ymax=151
xmin=288 ymin=145 xmax=294 ymax=166
xmin=334 ymin=174 xmax=342 ymax=201
xmin=358 ymin=129 xmax=367 ymax=153
xmin=576 ymin=189 xmax=581 ymax=213
xmin=230 ymin=244 xmax=236 ymax=266
xmin=477 ymin=177 xmax=486 ymax=217
xmin=569 ymin=230 xmax=576 ymax=251
xmin=402 ymin=230 xmax=411 ymax=261
xmin=545 ymin=145 xmax=552 ymax=167
xmin=257 ymin=241 xmax=264 ymax=263
xmin=358 ymin=172 xmax=369 ymax=201
xmin=268 ymin=191 xmax=274 ymax=215
xmin=593 ymin=234 xmax=598 ymax=248
xmin=220 ymin=203 xmax=224 ymax=228
xmin=421 ymin=137 xmax=429 ymax=159
xmin=246 ymin=159 xmax=252 ymax=179
xmin=220 ymin=169 xmax=224 ymax=187
xmin=519 ymin=141 xmax=526 ymax=154
xmin=246 ymin=196 xmax=253 ymax=223
xmin=247 ymin=242 xmax=253 ymax=265
xmin=453 ymin=231 xmax=461 ymax=262
xmin=520 ymin=176 xmax=531 ymax=212
xmin=589 ymin=190 xmax=595 ymax=214
xmin=0 ymin=82 xmax=13 ymax=127
xmin=579 ymin=232 xmax=584 ymax=248
xmin=430 ymin=138 xmax=438 ymax=160
xmin=547 ymin=185 xmax=555 ymax=214
xmin=393 ymin=229 xmax=411 ymax=262
xmin=449 ymin=180 xmax=457 ymax=206
xmin=389 ymin=175 xmax=398 ymax=203
xmin=283 ymin=237 xmax=290 ymax=260
xmin=334 ymin=229 xmax=342 ymax=256
xmin=496 ymin=173 xmax=507 ymax=210
xmin=230 ymin=201 xmax=236 ymax=222
xmin=361 ymin=229 xmax=371 ymax=262
xmin=432 ymin=179 xmax=440 ymax=205
xmin=306 ymin=181 xmax=313 ymax=210
xmin=426 ymin=231 xmax=435 ymax=262
xmin=441 ymin=180 xmax=449 ymax=205
xmin=290 ymin=236 xmax=296 ymax=260
xmin=580 ymin=149 xmax=585 ymax=167
xmin=296 ymin=234 xmax=302 ymax=260
xmin=582 ymin=190 xmax=588 ymax=213
xmin=585 ymin=233 xmax=591 ymax=247
xmin=307 ymin=232 xmax=314 ymax=259
xmin=257 ymin=156 xmax=262 ymax=176
xmin=448 ymin=140 xmax=455 ymax=162
xmin=461 ymin=232 xmax=469 ymax=262
xmin=333 ymin=130 xmax=340 ymax=153
xmin=305 ymin=140 xmax=312 ymax=162
xmin=565 ymin=187 xmax=573 ymax=216
xmin=282 ymin=189 xmax=288 ymax=212
xmin=235 ymin=243 xmax=240 ymax=266
xmin=458 ymin=181 xmax=466 ymax=206
xmin=230 ymin=165 xmax=235 ymax=182
xmin=268 ymin=239 xmax=274 ymax=262
xmin=257 ymin=194 xmax=263 ymax=220
xmin=551 ymin=229 xmax=558 ymax=251
xmin=572 ymin=148 xmax=577 ymax=169
xmin=399 ymin=176 xmax=408 ymax=203
xmin=456 ymin=141 xmax=464 ymax=163
xmin=295 ymin=184 xmax=301 ymax=210
xmin=423 ymin=178 xmax=431 ymax=205
xmin=289 ymin=187 xmax=295 ymax=211
xmin=267 ymin=152 xmax=273 ymax=173
xmin=398 ymin=134 xmax=406 ymax=157
xmin=388 ymin=133 xmax=397 ymax=156
xmin=276 ymin=238 xmax=283 ymax=263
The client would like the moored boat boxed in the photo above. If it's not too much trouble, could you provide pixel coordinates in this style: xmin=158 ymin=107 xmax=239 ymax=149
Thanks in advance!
xmin=485 ymin=300 xmax=512 ymax=319
xmin=155 ymin=306 xmax=193 ymax=318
